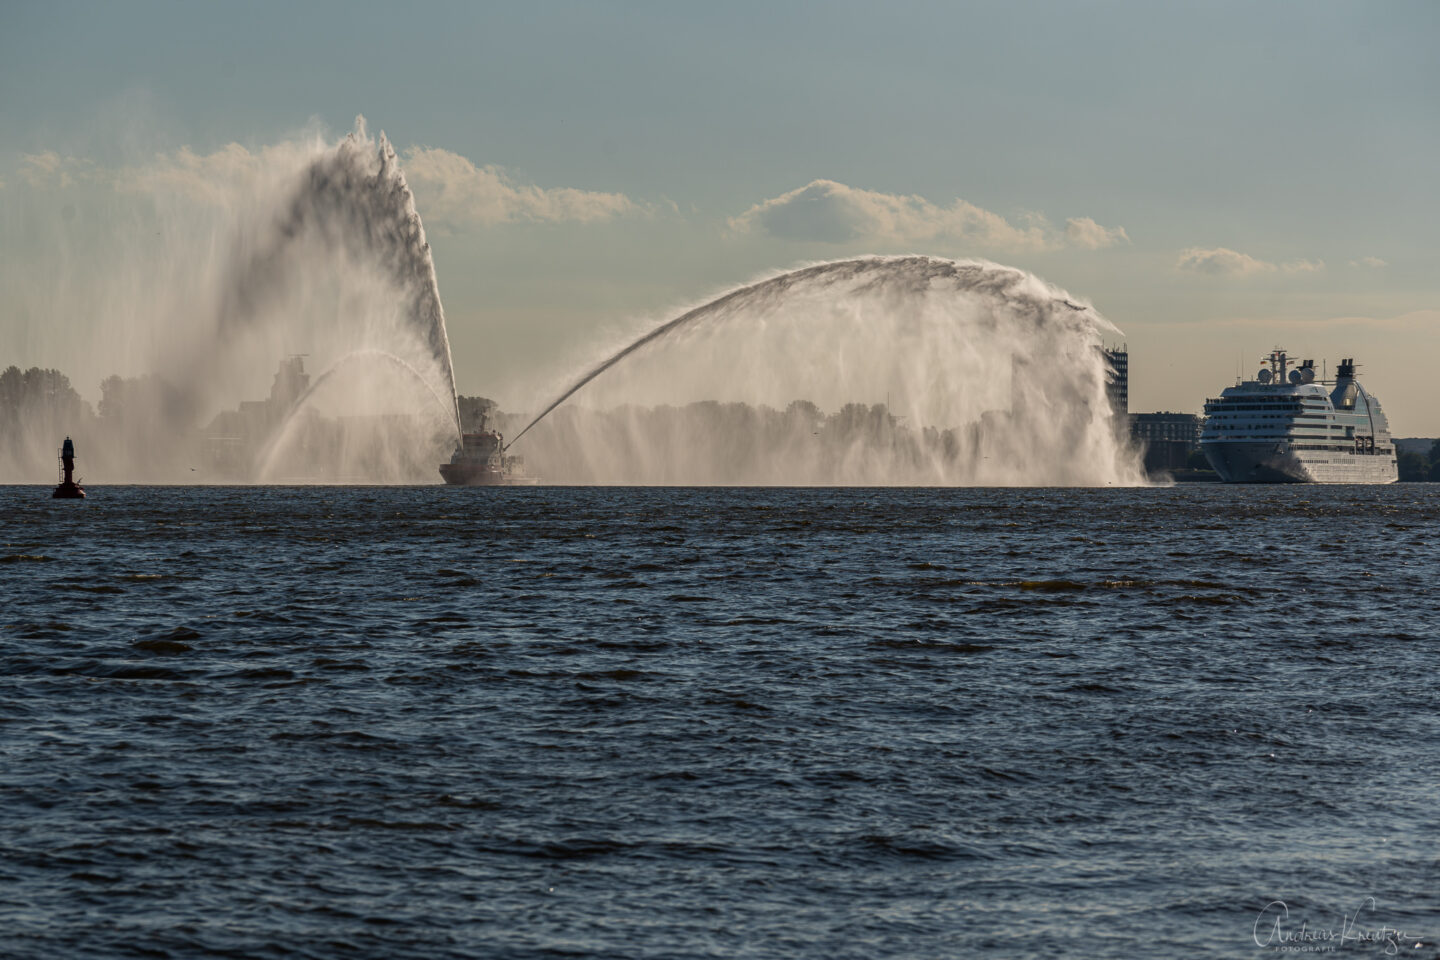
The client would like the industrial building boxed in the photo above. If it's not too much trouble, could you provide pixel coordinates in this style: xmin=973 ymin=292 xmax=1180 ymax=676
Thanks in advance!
xmin=1105 ymin=347 xmax=1207 ymax=476
xmin=1131 ymin=412 xmax=1204 ymax=473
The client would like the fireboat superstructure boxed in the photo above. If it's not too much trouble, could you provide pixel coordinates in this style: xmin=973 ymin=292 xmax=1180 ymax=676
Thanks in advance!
xmin=52 ymin=436 xmax=86 ymax=499
xmin=438 ymin=423 xmax=533 ymax=485
xmin=1200 ymin=350 xmax=1397 ymax=484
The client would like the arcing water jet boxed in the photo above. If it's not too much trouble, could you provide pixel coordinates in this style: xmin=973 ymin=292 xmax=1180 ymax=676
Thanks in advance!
xmin=505 ymin=256 xmax=1143 ymax=486
xmin=256 ymin=349 xmax=460 ymax=482
xmin=220 ymin=120 xmax=463 ymax=443
xmin=1 ymin=117 xmax=466 ymax=483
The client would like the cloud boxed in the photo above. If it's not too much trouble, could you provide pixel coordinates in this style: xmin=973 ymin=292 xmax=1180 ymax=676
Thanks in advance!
xmin=1349 ymin=256 xmax=1387 ymax=268
xmin=1065 ymin=216 xmax=1130 ymax=249
xmin=1202 ymin=308 xmax=1440 ymax=331
xmin=401 ymin=147 xmax=638 ymax=226
xmin=18 ymin=151 xmax=64 ymax=187
xmin=12 ymin=140 xmax=640 ymax=227
xmin=112 ymin=144 xmax=273 ymax=205
xmin=18 ymin=151 xmax=97 ymax=189
xmin=1176 ymin=247 xmax=1278 ymax=276
xmin=1176 ymin=247 xmax=1327 ymax=277
xmin=16 ymin=142 xmax=307 ymax=203
xmin=730 ymin=179 xmax=1124 ymax=253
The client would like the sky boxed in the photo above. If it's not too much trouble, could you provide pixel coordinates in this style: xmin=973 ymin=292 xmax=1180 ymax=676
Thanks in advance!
xmin=2 ymin=0 xmax=1438 ymax=432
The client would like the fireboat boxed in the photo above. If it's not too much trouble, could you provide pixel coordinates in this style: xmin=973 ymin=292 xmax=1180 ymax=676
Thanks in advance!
xmin=52 ymin=436 xmax=86 ymax=499
xmin=438 ymin=422 xmax=535 ymax=485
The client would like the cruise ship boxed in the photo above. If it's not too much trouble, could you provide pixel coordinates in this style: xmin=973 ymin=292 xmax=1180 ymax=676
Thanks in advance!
xmin=1200 ymin=350 xmax=1397 ymax=483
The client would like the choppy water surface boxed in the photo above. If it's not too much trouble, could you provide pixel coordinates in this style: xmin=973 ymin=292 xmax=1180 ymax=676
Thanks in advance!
xmin=2 ymin=485 xmax=1438 ymax=959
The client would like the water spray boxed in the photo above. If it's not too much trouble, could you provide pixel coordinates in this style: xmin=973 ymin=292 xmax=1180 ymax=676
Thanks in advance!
xmin=220 ymin=119 xmax=464 ymax=444
xmin=503 ymin=256 xmax=1139 ymax=486
xmin=256 ymin=349 xmax=460 ymax=481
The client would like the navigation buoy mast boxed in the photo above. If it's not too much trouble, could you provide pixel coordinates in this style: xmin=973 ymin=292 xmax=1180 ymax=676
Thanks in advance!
xmin=52 ymin=436 xmax=85 ymax=499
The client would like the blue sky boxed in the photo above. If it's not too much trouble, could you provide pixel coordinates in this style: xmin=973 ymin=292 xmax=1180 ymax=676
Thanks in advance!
xmin=3 ymin=1 xmax=1438 ymax=430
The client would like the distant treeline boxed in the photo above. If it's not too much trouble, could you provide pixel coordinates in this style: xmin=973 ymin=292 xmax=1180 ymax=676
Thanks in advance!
xmin=457 ymin=395 xmax=500 ymax=432
xmin=2 ymin=370 xmax=1127 ymax=485
xmin=453 ymin=396 xmax=1136 ymax=485
xmin=1397 ymin=441 xmax=1440 ymax=482
xmin=0 ymin=366 xmax=202 ymax=481
xmin=483 ymin=398 xmax=969 ymax=485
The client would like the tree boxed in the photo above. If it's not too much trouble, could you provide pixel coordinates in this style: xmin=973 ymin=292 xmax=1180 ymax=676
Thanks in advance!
xmin=0 ymin=366 xmax=95 ymax=481
xmin=457 ymin=395 xmax=498 ymax=432
xmin=94 ymin=373 xmax=196 ymax=480
xmin=1397 ymin=451 xmax=1429 ymax=482
xmin=99 ymin=373 xmax=188 ymax=427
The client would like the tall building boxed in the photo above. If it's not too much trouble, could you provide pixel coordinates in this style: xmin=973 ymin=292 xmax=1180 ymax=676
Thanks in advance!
xmin=203 ymin=356 xmax=312 ymax=479
xmin=1104 ymin=347 xmax=1128 ymax=418
xmin=270 ymin=355 xmax=311 ymax=407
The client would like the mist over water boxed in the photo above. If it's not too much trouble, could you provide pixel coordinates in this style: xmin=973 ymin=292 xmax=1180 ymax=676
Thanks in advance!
xmin=509 ymin=257 xmax=1143 ymax=485
xmin=219 ymin=120 xmax=462 ymax=438
xmin=6 ymin=129 xmax=1137 ymax=486
xmin=0 ymin=118 xmax=461 ymax=483
xmin=256 ymin=349 xmax=460 ymax=483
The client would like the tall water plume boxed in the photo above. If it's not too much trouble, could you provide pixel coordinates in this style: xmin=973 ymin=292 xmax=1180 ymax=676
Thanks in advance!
xmin=0 ymin=117 xmax=461 ymax=482
xmin=505 ymin=256 xmax=1143 ymax=486
xmin=218 ymin=120 xmax=462 ymax=440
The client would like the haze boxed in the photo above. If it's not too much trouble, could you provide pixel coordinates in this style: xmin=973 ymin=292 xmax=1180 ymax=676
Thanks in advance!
xmin=2 ymin=0 xmax=1437 ymax=434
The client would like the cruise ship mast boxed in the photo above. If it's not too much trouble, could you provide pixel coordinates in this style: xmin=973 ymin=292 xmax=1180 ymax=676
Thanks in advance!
xmin=1255 ymin=347 xmax=1319 ymax=386
xmin=1252 ymin=348 xmax=1368 ymax=390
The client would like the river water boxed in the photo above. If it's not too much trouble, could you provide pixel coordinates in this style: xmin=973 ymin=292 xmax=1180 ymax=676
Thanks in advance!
xmin=2 ymin=485 xmax=1437 ymax=958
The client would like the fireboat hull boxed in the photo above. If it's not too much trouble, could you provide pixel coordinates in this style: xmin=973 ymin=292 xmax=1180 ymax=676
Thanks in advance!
xmin=439 ymin=462 xmax=508 ymax=485
xmin=440 ymin=428 xmax=539 ymax=485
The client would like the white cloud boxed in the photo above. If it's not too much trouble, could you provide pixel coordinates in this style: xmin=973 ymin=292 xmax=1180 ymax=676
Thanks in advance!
xmin=12 ymin=140 xmax=640 ymax=227
xmin=1349 ymin=256 xmax=1387 ymax=268
xmin=1065 ymin=216 xmax=1130 ymax=249
xmin=18 ymin=151 xmax=97 ymax=189
xmin=401 ymin=147 xmax=638 ymax=226
xmin=18 ymin=151 xmax=63 ymax=187
xmin=112 ymin=143 xmax=274 ymax=205
xmin=1176 ymin=247 xmax=1327 ymax=277
xmin=1176 ymin=247 xmax=1278 ymax=276
xmin=729 ymin=179 xmax=1123 ymax=253
xmin=1204 ymin=308 xmax=1440 ymax=331
xmin=17 ymin=142 xmax=310 ymax=203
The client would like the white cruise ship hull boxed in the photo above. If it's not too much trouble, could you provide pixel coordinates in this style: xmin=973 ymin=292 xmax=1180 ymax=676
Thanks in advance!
xmin=1202 ymin=440 xmax=1397 ymax=484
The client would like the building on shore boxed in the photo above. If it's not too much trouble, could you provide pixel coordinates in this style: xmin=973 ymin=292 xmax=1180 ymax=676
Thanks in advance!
xmin=1130 ymin=412 xmax=1203 ymax=474
xmin=1104 ymin=348 xmax=1205 ymax=476
xmin=203 ymin=357 xmax=310 ymax=479
xmin=1104 ymin=346 xmax=1128 ymax=419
